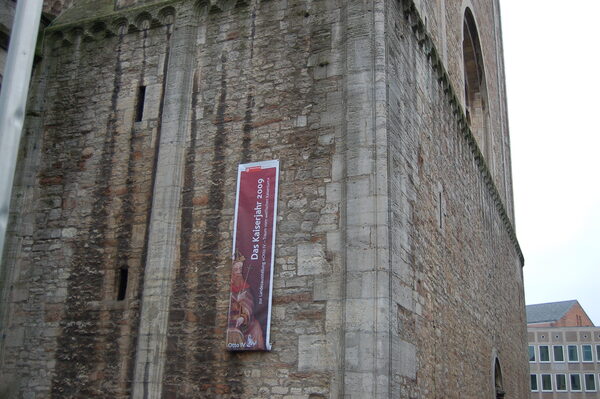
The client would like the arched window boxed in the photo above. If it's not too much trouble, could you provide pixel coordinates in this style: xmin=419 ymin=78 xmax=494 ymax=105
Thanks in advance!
xmin=463 ymin=8 xmax=490 ymax=161
xmin=494 ymin=358 xmax=505 ymax=399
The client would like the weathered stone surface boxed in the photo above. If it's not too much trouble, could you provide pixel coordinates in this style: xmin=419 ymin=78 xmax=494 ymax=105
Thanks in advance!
xmin=0 ymin=0 xmax=528 ymax=398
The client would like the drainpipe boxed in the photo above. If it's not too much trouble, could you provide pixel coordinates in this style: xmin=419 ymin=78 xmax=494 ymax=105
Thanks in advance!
xmin=0 ymin=0 xmax=44 ymax=262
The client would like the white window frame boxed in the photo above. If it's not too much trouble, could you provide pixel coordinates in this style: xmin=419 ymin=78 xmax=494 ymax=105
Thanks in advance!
xmin=553 ymin=345 xmax=565 ymax=362
xmin=529 ymin=345 xmax=536 ymax=363
xmin=539 ymin=345 xmax=550 ymax=363
xmin=555 ymin=374 xmax=567 ymax=392
xmin=568 ymin=345 xmax=579 ymax=362
xmin=584 ymin=373 xmax=597 ymax=392
xmin=530 ymin=374 xmax=539 ymax=392
xmin=570 ymin=373 xmax=582 ymax=392
xmin=582 ymin=344 xmax=594 ymax=362
xmin=541 ymin=374 xmax=553 ymax=392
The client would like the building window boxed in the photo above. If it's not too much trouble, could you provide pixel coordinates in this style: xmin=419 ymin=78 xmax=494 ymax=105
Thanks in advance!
xmin=570 ymin=374 xmax=582 ymax=391
xmin=596 ymin=344 xmax=600 ymax=362
xmin=539 ymin=345 xmax=550 ymax=362
xmin=462 ymin=7 xmax=490 ymax=161
xmin=541 ymin=374 xmax=552 ymax=392
xmin=585 ymin=374 xmax=597 ymax=391
xmin=582 ymin=344 xmax=593 ymax=362
xmin=528 ymin=345 xmax=536 ymax=362
xmin=568 ymin=345 xmax=579 ymax=362
xmin=556 ymin=374 xmax=567 ymax=392
xmin=493 ymin=358 xmax=504 ymax=399
xmin=135 ymin=85 xmax=146 ymax=122
xmin=116 ymin=267 xmax=128 ymax=301
xmin=553 ymin=345 xmax=564 ymax=362
xmin=530 ymin=374 xmax=538 ymax=392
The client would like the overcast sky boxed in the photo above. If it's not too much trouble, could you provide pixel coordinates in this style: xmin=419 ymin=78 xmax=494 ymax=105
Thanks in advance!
xmin=501 ymin=1 xmax=600 ymax=326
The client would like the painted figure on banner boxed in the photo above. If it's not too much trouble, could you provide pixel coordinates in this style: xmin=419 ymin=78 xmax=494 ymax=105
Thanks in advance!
xmin=226 ymin=253 xmax=265 ymax=350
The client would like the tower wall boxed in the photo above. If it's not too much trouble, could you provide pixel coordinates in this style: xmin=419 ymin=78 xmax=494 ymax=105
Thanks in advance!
xmin=386 ymin=2 xmax=528 ymax=396
xmin=0 ymin=0 xmax=528 ymax=398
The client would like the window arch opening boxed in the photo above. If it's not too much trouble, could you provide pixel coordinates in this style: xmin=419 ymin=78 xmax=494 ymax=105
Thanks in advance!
xmin=494 ymin=358 xmax=505 ymax=399
xmin=463 ymin=8 xmax=490 ymax=161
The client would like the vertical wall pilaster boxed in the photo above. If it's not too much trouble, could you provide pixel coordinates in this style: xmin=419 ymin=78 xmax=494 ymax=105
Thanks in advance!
xmin=131 ymin=11 xmax=198 ymax=399
xmin=342 ymin=1 xmax=391 ymax=397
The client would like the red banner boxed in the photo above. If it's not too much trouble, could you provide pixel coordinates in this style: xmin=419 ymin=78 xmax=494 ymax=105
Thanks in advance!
xmin=226 ymin=160 xmax=279 ymax=351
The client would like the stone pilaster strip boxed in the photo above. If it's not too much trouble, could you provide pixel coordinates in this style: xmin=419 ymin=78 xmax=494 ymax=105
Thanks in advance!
xmin=130 ymin=8 xmax=198 ymax=399
xmin=341 ymin=1 xmax=392 ymax=397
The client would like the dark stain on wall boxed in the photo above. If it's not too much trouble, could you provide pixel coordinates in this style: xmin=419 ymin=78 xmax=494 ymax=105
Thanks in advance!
xmin=241 ymin=7 xmax=257 ymax=164
xmin=51 ymin=36 xmax=124 ymax=398
xmin=201 ymin=53 xmax=242 ymax=398
xmin=101 ymin=28 xmax=152 ymax=398
xmin=241 ymin=93 xmax=254 ymax=164
xmin=200 ymin=52 xmax=229 ymax=396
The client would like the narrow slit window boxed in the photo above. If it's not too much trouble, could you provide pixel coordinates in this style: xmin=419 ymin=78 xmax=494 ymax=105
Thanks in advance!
xmin=117 ymin=267 xmax=129 ymax=301
xmin=136 ymin=86 xmax=146 ymax=122
xmin=438 ymin=192 xmax=443 ymax=229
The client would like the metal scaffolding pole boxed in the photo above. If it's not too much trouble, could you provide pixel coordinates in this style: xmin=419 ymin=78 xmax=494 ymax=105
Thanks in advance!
xmin=0 ymin=0 xmax=44 ymax=262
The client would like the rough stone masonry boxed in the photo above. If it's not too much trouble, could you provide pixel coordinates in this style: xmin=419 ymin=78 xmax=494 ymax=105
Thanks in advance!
xmin=0 ymin=0 xmax=528 ymax=398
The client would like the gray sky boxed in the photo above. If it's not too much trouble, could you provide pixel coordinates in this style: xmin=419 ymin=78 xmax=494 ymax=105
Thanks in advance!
xmin=501 ymin=0 xmax=600 ymax=325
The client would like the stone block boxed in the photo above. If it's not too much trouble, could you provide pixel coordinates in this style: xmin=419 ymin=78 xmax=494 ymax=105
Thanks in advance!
xmin=392 ymin=338 xmax=417 ymax=379
xmin=4 ymin=327 xmax=24 ymax=348
xmin=297 ymin=242 xmax=328 ymax=276
xmin=298 ymin=334 xmax=329 ymax=371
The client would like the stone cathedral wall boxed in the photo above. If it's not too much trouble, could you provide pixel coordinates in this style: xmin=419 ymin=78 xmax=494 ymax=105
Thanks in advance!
xmin=44 ymin=0 xmax=76 ymax=16
xmin=386 ymin=1 xmax=527 ymax=397
xmin=1 ymin=7 xmax=175 ymax=397
xmin=2 ymin=1 xmax=346 ymax=397
xmin=0 ymin=0 xmax=527 ymax=398
xmin=414 ymin=0 xmax=515 ymax=223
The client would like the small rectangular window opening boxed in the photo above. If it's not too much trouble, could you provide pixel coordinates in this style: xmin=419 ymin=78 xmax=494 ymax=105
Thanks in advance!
xmin=438 ymin=192 xmax=443 ymax=229
xmin=583 ymin=345 xmax=593 ymax=362
xmin=571 ymin=374 xmax=582 ymax=391
xmin=541 ymin=374 xmax=552 ymax=392
xmin=530 ymin=374 xmax=538 ymax=392
xmin=584 ymin=374 xmax=597 ymax=391
xmin=539 ymin=345 xmax=550 ymax=362
xmin=528 ymin=345 xmax=536 ymax=362
xmin=553 ymin=345 xmax=564 ymax=362
xmin=117 ymin=267 xmax=128 ymax=301
xmin=135 ymin=86 xmax=146 ymax=122
xmin=568 ymin=345 xmax=579 ymax=362
xmin=556 ymin=374 xmax=567 ymax=392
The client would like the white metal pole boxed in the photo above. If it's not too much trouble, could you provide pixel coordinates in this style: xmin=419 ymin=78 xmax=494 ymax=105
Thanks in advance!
xmin=0 ymin=0 xmax=44 ymax=262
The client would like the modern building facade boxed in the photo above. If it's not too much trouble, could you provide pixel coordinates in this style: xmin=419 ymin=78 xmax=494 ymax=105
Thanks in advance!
xmin=0 ymin=0 xmax=528 ymax=398
xmin=528 ymin=301 xmax=600 ymax=398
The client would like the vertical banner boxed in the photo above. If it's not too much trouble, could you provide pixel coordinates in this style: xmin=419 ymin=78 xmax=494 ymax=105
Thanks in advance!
xmin=226 ymin=160 xmax=279 ymax=351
